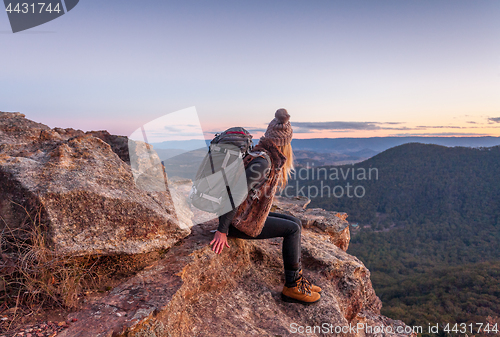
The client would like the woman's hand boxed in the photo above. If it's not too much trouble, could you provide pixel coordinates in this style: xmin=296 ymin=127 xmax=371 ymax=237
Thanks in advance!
xmin=210 ymin=230 xmax=230 ymax=254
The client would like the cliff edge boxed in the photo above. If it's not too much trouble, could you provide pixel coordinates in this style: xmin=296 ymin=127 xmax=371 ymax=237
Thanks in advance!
xmin=57 ymin=215 xmax=415 ymax=337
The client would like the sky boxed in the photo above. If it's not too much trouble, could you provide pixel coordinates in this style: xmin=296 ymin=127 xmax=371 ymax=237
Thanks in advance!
xmin=1 ymin=0 xmax=500 ymax=140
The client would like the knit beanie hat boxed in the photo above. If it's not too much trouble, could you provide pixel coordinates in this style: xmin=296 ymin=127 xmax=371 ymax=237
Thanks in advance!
xmin=262 ymin=108 xmax=293 ymax=146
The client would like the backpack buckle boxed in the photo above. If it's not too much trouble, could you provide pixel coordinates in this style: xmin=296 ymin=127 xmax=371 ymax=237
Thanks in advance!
xmin=251 ymin=189 xmax=261 ymax=200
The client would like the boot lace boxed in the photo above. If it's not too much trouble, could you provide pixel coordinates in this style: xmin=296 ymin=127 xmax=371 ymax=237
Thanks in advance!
xmin=302 ymin=277 xmax=313 ymax=290
xmin=297 ymin=276 xmax=312 ymax=296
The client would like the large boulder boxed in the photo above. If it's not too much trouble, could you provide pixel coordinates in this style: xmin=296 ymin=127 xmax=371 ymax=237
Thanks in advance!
xmin=272 ymin=195 xmax=351 ymax=251
xmin=0 ymin=111 xmax=191 ymax=256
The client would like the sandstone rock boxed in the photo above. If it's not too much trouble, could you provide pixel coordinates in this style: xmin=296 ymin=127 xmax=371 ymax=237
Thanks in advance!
xmin=273 ymin=195 xmax=311 ymax=209
xmin=272 ymin=195 xmax=351 ymax=251
xmin=0 ymin=112 xmax=190 ymax=256
xmin=86 ymin=130 xmax=130 ymax=164
xmin=167 ymin=179 xmax=203 ymax=229
xmin=58 ymin=221 xmax=415 ymax=337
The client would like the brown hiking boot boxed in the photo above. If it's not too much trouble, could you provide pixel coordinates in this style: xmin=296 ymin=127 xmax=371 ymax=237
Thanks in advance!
xmin=298 ymin=270 xmax=322 ymax=293
xmin=281 ymin=275 xmax=321 ymax=305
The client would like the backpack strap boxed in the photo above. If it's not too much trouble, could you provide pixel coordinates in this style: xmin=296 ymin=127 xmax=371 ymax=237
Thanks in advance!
xmin=247 ymin=150 xmax=271 ymax=164
xmin=246 ymin=151 xmax=272 ymax=200
xmin=190 ymin=185 xmax=223 ymax=204
xmin=208 ymin=143 xmax=244 ymax=210
xmin=210 ymin=144 xmax=243 ymax=169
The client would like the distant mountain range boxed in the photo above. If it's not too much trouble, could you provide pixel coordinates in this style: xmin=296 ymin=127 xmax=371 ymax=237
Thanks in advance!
xmin=291 ymin=136 xmax=500 ymax=153
xmin=151 ymin=136 xmax=500 ymax=166
xmin=291 ymin=136 xmax=500 ymax=165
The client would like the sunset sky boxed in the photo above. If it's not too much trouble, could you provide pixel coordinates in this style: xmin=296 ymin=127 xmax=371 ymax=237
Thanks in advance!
xmin=1 ymin=0 xmax=500 ymax=140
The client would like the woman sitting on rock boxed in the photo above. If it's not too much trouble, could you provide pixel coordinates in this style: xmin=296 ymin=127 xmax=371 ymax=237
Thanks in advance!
xmin=210 ymin=108 xmax=321 ymax=305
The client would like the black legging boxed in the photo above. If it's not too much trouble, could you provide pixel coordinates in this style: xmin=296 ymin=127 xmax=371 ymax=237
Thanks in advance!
xmin=227 ymin=212 xmax=302 ymax=271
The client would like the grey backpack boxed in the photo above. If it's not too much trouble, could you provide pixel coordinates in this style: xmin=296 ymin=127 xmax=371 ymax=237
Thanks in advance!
xmin=188 ymin=127 xmax=270 ymax=215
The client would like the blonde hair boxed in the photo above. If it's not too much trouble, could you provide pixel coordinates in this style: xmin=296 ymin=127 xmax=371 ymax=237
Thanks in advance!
xmin=278 ymin=142 xmax=294 ymax=189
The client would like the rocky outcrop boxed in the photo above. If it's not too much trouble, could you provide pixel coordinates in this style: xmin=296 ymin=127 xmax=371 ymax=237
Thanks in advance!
xmin=0 ymin=111 xmax=190 ymax=256
xmin=272 ymin=195 xmax=351 ymax=251
xmin=1 ymin=111 xmax=415 ymax=336
xmin=57 ymin=214 xmax=415 ymax=337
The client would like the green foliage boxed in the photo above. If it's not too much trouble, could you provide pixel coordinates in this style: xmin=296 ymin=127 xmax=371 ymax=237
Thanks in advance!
xmin=289 ymin=143 xmax=500 ymax=326
xmin=376 ymin=261 xmax=500 ymax=328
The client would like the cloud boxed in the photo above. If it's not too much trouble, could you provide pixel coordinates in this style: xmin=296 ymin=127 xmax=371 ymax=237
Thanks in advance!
xmin=292 ymin=128 xmax=315 ymax=134
xmin=202 ymin=120 xmax=495 ymax=138
xmin=416 ymin=125 xmax=462 ymax=129
xmin=245 ymin=127 xmax=267 ymax=132
xmin=163 ymin=125 xmax=184 ymax=133
xmin=150 ymin=131 xmax=203 ymax=138
xmin=293 ymin=128 xmax=351 ymax=134
xmin=488 ymin=117 xmax=500 ymax=123
xmin=291 ymin=121 xmax=413 ymax=132
xmin=290 ymin=121 xmax=483 ymax=134
xmin=389 ymin=132 xmax=490 ymax=137
xmin=204 ymin=127 xmax=267 ymax=135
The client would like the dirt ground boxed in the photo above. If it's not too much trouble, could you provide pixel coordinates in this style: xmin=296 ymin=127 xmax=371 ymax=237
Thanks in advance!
xmin=0 ymin=248 xmax=171 ymax=336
